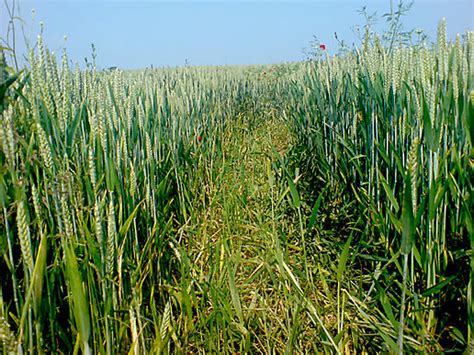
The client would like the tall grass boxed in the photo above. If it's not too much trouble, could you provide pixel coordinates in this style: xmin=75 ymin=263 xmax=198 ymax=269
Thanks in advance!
xmin=287 ymin=19 xmax=473 ymax=352
xmin=0 ymin=36 xmax=287 ymax=352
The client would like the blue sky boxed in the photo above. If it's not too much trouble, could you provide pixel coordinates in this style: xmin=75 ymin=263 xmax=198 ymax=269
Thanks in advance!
xmin=1 ymin=1 xmax=473 ymax=69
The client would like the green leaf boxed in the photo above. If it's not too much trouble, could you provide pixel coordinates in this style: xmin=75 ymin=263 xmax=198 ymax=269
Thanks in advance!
xmin=64 ymin=244 xmax=91 ymax=349
xmin=337 ymin=234 xmax=353 ymax=283
xmin=379 ymin=288 xmax=398 ymax=329
xmin=66 ymin=103 xmax=84 ymax=150
xmin=227 ymin=262 xmax=244 ymax=323
xmin=32 ymin=232 xmax=47 ymax=313
xmin=308 ymin=185 xmax=328 ymax=229
xmin=378 ymin=169 xmax=400 ymax=213
xmin=333 ymin=329 xmax=345 ymax=346
xmin=287 ymin=176 xmax=301 ymax=209
xmin=450 ymin=326 xmax=466 ymax=344
xmin=0 ymin=71 xmax=21 ymax=105
xmin=118 ymin=199 xmax=144 ymax=237
xmin=380 ymin=331 xmax=398 ymax=353
xmin=421 ymin=276 xmax=456 ymax=297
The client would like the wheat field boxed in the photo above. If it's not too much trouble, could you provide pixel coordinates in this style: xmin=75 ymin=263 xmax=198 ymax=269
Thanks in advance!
xmin=0 ymin=19 xmax=473 ymax=353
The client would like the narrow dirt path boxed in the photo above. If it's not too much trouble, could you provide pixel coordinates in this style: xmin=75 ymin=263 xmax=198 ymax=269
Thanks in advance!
xmin=215 ymin=117 xmax=295 ymax=350
xmin=179 ymin=116 xmax=327 ymax=352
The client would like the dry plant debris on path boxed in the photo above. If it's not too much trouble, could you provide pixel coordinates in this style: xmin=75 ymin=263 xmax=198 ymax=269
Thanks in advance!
xmin=177 ymin=117 xmax=339 ymax=353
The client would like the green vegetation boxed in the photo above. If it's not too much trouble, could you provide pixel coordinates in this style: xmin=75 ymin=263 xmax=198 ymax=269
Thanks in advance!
xmin=0 ymin=19 xmax=472 ymax=353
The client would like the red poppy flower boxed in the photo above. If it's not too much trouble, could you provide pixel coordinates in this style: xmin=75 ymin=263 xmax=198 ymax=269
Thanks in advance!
xmin=197 ymin=135 xmax=202 ymax=142
xmin=319 ymin=44 xmax=326 ymax=50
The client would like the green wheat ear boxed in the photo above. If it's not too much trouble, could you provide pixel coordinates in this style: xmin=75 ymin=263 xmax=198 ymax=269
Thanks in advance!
xmin=0 ymin=317 xmax=18 ymax=354
xmin=129 ymin=161 xmax=136 ymax=198
xmin=159 ymin=301 xmax=172 ymax=344
xmin=408 ymin=138 xmax=419 ymax=214
xmin=106 ymin=193 xmax=116 ymax=280
xmin=36 ymin=122 xmax=54 ymax=173
xmin=2 ymin=105 xmax=16 ymax=166
xmin=17 ymin=200 xmax=33 ymax=275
